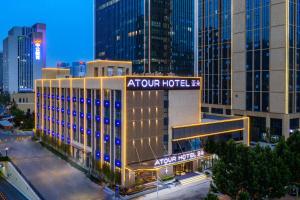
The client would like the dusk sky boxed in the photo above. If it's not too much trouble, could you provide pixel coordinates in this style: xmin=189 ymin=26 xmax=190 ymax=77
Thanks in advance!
xmin=0 ymin=0 xmax=93 ymax=66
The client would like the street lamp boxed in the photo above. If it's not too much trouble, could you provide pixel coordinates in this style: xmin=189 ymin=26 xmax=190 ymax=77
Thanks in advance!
xmin=5 ymin=147 xmax=8 ymax=157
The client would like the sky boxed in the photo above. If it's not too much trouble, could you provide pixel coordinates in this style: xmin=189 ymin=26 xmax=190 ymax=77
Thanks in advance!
xmin=0 ymin=0 xmax=93 ymax=66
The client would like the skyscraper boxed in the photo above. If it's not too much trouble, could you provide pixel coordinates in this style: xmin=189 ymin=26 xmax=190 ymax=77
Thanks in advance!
xmin=197 ymin=0 xmax=300 ymax=140
xmin=94 ymin=0 xmax=194 ymax=75
xmin=2 ymin=23 xmax=46 ymax=93
xmin=0 ymin=52 xmax=3 ymax=91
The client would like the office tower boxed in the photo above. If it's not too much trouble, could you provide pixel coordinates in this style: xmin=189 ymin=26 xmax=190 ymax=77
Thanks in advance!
xmin=171 ymin=0 xmax=195 ymax=76
xmin=0 ymin=52 xmax=3 ymax=91
xmin=69 ymin=62 xmax=86 ymax=77
xmin=95 ymin=0 xmax=194 ymax=75
xmin=197 ymin=0 xmax=232 ymax=115
xmin=197 ymin=0 xmax=300 ymax=140
xmin=2 ymin=23 xmax=46 ymax=93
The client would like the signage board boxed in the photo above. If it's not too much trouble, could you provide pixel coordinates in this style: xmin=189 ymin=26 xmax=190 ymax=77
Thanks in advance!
xmin=126 ymin=77 xmax=201 ymax=90
xmin=154 ymin=150 xmax=205 ymax=168
xmin=34 ymin=40 xmax=42 ymax=60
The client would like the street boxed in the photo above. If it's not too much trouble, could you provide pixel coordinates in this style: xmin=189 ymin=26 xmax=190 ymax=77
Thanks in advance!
xmin=134 ymin=179 xmax=211 ymax=200
xmin=0 ymin=137 xmax=108 ymax=200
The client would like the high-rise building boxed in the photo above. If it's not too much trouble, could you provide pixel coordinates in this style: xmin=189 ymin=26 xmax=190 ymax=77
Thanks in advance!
xmin=94 ymin=0 xmax=194 ymax=75
xmin=2 ymin=23 xmax=46 ymax=93
xmin=56 ymin=61 xmax=86 ymax=77
xmin=197 ymin=0 xmax=300 ymax=140
xmin=0 ymin=52 xmax=3 ymax=91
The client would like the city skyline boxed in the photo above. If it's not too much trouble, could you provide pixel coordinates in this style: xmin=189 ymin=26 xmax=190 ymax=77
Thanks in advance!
xmin=0 ymin=0 xmax=93 ymax=66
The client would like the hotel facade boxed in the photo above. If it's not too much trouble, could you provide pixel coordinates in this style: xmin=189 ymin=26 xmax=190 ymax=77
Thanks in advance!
xmin=35 ymin=61 xmax=249 ymax=187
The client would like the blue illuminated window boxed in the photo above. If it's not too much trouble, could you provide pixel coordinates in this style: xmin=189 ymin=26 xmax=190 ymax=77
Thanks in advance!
xmin=104 ymin=118 xmax=110 ymax=125
xmin=104 ymin=154 xmax=110 ymax=162
xmin=115 ymin=160 xmax=121 ymax=168
xmin=52 ymin=131 xmax=55 ymax=137
xmin=73 ymin=124 xmax=76 ymax=130
xmin=96 ymin=99 xmax=101 ymax=106
xmin=61 ymin=108 xmax=65 ymax=113
xmin=73 ymin=111 xmax=77 ymax=117
xmin=56 ymin=95 xmax=60 ymax=100
xmin=104 ymin=100 xmax=110 ymax=107
xmin=47 ymin=116 xmax=50 ymax=121
xmin=73 ymin=97 xmax=77 ymax=102
xmin=87 ymin=113 xmax=91 ymax=120
xmin=37 ymin=92 xmax=40 ymax=97
xmin=43 ymin=105 xmax=46 ymax=109
xmin=43 ymin=94 xmax=46 ymax=98
xmin=115 ymin=138 xmax=121 ymax=146
xmin=87 ymin=98 xmax=91 ymax=105
xmin=51 ymin=94 xmax=55 ymax=99
xmin=115 ymin=120 xmax=121 ymax=127
xmin=95 ymin=115 xmax=100 ymax=122
xmin=56 ymin=120 xmax=59 ymax=125
xmin=80 ymin=112 xmax=84 ymax=118
xmin=61 ymin=120 xmax=65 ymax=127
xmin=56 ymin=107 xmax=60 ymax=112
xmin=48 ymin=129 xmax=51 ymax=134
xmin=104 ymin=134 xmax=110 ymax=142
xmin=61 ymin=95 xmax=65 ymax=101
xmin=61 ymin=135 xmax=65 ymax=141
xmin=67 ymin=109 xmax=71 ymax=115
xmin=47 ymin=94 xmax=50 ymax=99
xmin=52 ymin=106 xmax=55 ymax=111
xmin=96 ymin=151 xmax=100 ymax=159
xmin=115 ymin=101 xmax=121 ymax=109
xmin=87 ymin=129 xmax=91 ymax=135
xmin=68 ymin=122 xmax=71 ymax=129
xmin=67 ymin=96 xmax=71 ymax=102
xmin=80 ymin=97 xmax=84 ymax=103
xmin=67 ymin=137 xmax=70 ymax=144
xmin=96 ymin=131 xmax=100 ymax=138
xmin=48 ymin=106 xmax=50 ymax=110
xmin=80 ymin=127 xmax=84 ymax=133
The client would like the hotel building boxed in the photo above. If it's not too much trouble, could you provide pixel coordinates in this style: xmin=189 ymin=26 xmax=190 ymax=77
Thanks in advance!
xmin=197 ymin=0 xmax=300 ymax=141
xmin=35 ymin=60 xmax=249 ymax=187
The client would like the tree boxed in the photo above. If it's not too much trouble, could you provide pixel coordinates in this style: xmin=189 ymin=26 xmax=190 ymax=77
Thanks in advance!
xmin=212 ymin=140 xmax=290 ymax=199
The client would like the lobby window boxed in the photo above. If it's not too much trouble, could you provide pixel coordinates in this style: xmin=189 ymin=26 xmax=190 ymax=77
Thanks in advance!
xmin=270 ymin=118 xmax=283 ymax=137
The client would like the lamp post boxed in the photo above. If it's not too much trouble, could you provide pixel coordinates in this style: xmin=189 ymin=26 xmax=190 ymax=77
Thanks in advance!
xmin=5 ymin=147 xmax=8 ymax=157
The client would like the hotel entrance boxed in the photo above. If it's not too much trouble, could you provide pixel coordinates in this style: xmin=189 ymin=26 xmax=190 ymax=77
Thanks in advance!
xmin=173 ymin=161 xmax=194 ymax=176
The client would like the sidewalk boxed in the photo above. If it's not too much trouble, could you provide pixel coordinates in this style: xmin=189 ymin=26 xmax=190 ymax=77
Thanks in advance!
xmin=134 ymin=178 xmax=211 ymax=200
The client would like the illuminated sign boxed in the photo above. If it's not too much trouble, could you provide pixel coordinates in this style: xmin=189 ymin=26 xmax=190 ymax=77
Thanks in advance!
xmin=34 ymin=40 xmax=41 ymax=60
xmin=126 ymin=77 xmax=201 ymax=90
xmin=154 ymin=150 xmax=205 ymax=168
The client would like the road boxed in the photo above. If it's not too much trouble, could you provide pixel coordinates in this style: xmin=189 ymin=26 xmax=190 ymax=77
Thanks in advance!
xmin=134 ymin=180 xmax=211 ymax=200
xmin=0 ymin=177 xmax=28 ymax=200
xmin=0 ymin=137 xmax=108 ymax=200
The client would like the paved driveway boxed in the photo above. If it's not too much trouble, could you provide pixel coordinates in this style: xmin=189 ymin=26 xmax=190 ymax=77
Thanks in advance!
xmin=0 ymin=138 xmax=108 ymax=200
xmin=134 ymin=180 xmax=211 ymax=200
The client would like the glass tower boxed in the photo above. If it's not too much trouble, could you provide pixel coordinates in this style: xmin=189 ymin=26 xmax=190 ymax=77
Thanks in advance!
xmin=95 ymin=0 xmax=195 ymax=75
xmin=198 ymin=0 xmax=232 ymax=108
xmin=95 ymin=0 xmax=171 ymax=73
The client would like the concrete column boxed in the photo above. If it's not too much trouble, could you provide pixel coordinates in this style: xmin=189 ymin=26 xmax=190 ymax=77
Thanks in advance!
xmin=283 ymin=114 xmax=290 ymax=140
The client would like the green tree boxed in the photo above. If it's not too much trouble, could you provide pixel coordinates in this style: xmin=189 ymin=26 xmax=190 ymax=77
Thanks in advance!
xmin=212 ymin=140 xmax=290 ymax=199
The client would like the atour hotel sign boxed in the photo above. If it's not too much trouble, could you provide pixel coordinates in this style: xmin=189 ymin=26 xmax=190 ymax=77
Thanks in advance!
xmin=126 ymin=77 xmax=201 ymax=90
xmin=154 ymin=150 xmax=205 ymax=168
